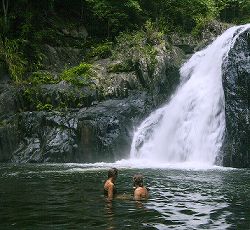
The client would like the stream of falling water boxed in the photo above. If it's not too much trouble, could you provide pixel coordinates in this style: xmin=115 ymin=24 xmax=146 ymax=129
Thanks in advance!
xmin=130 ymin=24 xmax=250 ymax=167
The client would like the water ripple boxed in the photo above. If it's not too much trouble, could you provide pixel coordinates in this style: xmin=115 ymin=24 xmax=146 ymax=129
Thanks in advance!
xmin=0 ymin=164 xmax=249 ymax=229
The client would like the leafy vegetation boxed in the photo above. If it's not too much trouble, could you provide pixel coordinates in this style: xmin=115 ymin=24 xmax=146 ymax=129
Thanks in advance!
xmin=0 ymin=0 xmax=249 ymax=83
xmin=113 ymin=21 xmax=163 ymax=76
xmin=216 ymin=0 xmax=250 ymax=23
xmin=60 ymin=62 xmax=94 ymax=86
xmin=0 ymin=39 xmax=27 ymax=82
xmin=86 ymin=41 xmax=112 ymax=59
xmin=85 ymin=0 xmax=143 ymax=37
xmin=27 ymin=71 xmax=57 ymax=85
xmin=36 ymin=103 xmax=53 ymax=111
xmin=107 ymin=60 xmax=135 ymax=73
xmin=22 ymin=84 xmax=90 ymax=111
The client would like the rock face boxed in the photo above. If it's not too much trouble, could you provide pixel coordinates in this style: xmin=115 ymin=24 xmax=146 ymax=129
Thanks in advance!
xmin=41 ymin=45 xmax=85 ymax=72
xmin=0 ymin=122 xmax=19 ymax=162
xmin=0 ymin=42 xmax=183 ymax=163
xmin=0 ymin=84 xmax=18 ymax=120
xmin=1 ymin=92 xmax=153 ymax=163
xmin=222 ymin=28 xmax=250 ymax=168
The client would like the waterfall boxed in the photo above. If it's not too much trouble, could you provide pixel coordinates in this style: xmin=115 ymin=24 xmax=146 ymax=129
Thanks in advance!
xmin=130 ymin=24 xmax=250 ymax=167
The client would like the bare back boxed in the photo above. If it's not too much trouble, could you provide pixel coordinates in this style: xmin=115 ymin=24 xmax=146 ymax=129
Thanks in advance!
xmin=134 ymin=187 xmax=149 ymax=200
xmin=104 ymin=179 xmax=115 ymax=200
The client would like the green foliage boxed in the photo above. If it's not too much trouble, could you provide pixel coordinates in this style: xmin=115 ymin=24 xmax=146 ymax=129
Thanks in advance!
xmin=192 ymin=17 xmax=214 ymax=37
xmin=20 ymin=11 xmax=34 ymax=39
xmin=216 ymin=0 xmax=250 ymax=23
xmin=107 ymin=60 xmax=134 ymax=73
xmin=60 ymin=63 xmax=94 ymax=86
xmin=86 ymin=41 xmax=112 ymax=59
xmin=0 ymin=119 xmax=7 ymax=127
xmin=0 ymin=39 xmax=27 ymax=82
xmin=23 ymin=87 xmax=46 ymax=111
xmin=34 ymin=29 xmax=60 ymax=45
xmin=140 ymin=0 xmax=218 ymax=32
xmin=22 ymin=85 xmax=87 ymax=111
xmin=86 ymin=0 xmax=143 ymax=36
xmin=113 ymin=21 xmax=163 ymax=75
xmin=36 ymin=103 xmax=53 ymax=111
xmin=23 ymin=87 xmax=38 ymax=105
xmin=28 ymin=71 xmax=57 ymax=85
xmin=0 ymin=0 xmax=249 ymax=84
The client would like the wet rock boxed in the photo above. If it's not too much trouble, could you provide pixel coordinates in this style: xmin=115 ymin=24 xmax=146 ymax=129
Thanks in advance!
xmin=169 ymin=33 xmax=197 ymax=54
xmin=93 ymin=58 xmax=140 ymax=100
xmin=0 ymin=84 xmax=20 ymax=120
xmin=151 ymin=45 xmax=184 ymax=105
xmin=7 ymin=111 xmax=77 ymax=163
xmin=12 ymin=138 xmax=42 ymax=163
xmin=4 ymin=92 xmax=153 ymax=163
xmin=222 ymin=28 xmax=250 ymax=168
xmin=0 ymin=119 xmax=20 ymax=162
xmin=0 ymin=62 xmax=10 ymax=82
xmin=76 ymin=92 xmax=153 ymax=162
xmin=170 ymin=21 xmax=231 ymax=54
xmin=132 ymin=43 xmax=184 ymax=106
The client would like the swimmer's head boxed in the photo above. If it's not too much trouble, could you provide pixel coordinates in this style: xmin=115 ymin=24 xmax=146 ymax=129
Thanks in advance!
xmin=133 ymin=174 xmax=144 ymax=187
xmin=108 ymin=167 xmax=118 ymax=179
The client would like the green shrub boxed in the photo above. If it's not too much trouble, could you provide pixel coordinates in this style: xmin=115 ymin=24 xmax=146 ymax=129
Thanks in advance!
xmin=23 ymin=87 xmax=39 ymax=108
xmin=113 ymin=21 xmax=163 ymax=75
xmin=34 ymin=29 xmax=62 ymax=46
xmin=36 ymin=103 xmax=53 ymax=111
xmin=28 ymin=71 xmax=57 ymax=85
xmin=191 ymin=16 xmax=215 ymax=37
xmin=60 ymin=62 xmax=93 ymax=86
xmin=0 ymin=120 xmax=7 ymax=127
xmin=86 ymin=41 xmax=112 ymax=59
xmin=0 ymin=39 xmax=27 ymax=82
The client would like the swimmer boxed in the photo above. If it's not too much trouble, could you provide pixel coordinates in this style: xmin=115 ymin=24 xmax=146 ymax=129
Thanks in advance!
xmin=133 ymin=174 xmax=149 ymax=200
xmin=104 ymin=168 xmax=118 ymax=200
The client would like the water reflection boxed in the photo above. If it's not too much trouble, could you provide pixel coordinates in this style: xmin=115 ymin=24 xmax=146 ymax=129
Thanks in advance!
xmin=104 ymin=200 xmax=115 ymax=230
xmin=135 ymin=201 xmax=145 ymax=209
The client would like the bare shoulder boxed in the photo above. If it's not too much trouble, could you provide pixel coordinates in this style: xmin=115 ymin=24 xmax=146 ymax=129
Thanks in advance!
xmin=134 ymin=187 xmax=149 ymax=200
xmin=104 ymin=180 xmax=114 ymax=190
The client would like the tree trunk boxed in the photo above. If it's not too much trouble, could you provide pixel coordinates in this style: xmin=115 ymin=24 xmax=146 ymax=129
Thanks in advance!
xmin=48 ymin=0 xmax=55 ymax=14
xmin=80 ymin=0 xmax=84 ymax=21
xmin=2 ymin=0 xmax=9 ymax=27
xmin=107 ymin=19 xmax=110 ymax=38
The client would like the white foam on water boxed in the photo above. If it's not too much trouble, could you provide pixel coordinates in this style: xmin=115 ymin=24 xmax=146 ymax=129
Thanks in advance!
xmin=41 ymin=160 xmax=235 ymax=172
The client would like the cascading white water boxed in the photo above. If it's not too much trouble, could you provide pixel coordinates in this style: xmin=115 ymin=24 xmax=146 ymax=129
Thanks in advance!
xmin=130 ymin=24 xmax=250 ymax=167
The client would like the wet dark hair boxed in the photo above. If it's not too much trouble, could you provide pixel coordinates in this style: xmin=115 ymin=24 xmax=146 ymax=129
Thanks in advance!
xmin=108 ymin=168 xmax=118 ymax=178
xmin=133 ymin=174 xmax=144 ymax=187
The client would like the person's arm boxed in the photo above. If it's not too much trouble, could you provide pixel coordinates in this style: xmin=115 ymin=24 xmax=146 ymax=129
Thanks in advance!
xmin=107 ymin=183 xmax=114 ymax=200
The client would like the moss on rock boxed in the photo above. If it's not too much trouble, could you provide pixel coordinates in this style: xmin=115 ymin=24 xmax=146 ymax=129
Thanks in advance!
xmin=60 ymin=62 xmax=94 ymax=86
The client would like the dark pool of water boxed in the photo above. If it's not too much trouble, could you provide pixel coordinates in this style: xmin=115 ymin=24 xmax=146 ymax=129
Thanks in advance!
xmin=0 ymin=164 xmax=249 ymax=229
